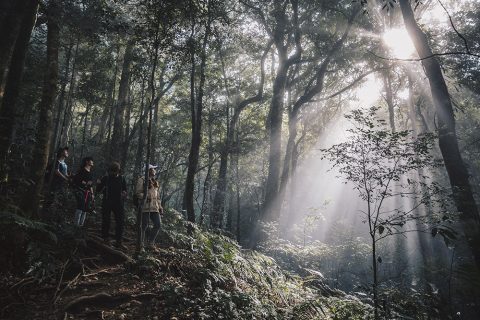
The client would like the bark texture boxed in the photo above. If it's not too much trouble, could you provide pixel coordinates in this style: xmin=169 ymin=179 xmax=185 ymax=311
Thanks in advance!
xmin=0 ymin=0 xmax=39 ymax=180
xmin=184 ymin=2 xmax=212 ymax=223
xmin=0 ymin=0 xmax=35 ymax=99
xmin=210 ymin=42 xmax=270 ymax=229
xmin=110 ymin=41 xmax=134 ymax=164
xmin=399 ymin=0 xmax=480 ymax=270
xmin=24 ymin=0 xmax=60 ymax=217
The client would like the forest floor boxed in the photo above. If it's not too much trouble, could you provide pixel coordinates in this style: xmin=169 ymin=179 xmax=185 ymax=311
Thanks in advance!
xmin=3 ymin=228 xmax=176 ymax=319
xmin=0 ymin=209 xmax=371 ymax=320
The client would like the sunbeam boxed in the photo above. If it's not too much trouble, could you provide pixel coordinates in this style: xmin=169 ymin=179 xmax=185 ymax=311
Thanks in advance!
xmin=383 ymin=27 xmax=416 ymax=59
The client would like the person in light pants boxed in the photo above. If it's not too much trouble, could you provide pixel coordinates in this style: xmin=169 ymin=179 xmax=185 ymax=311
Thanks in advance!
xmin=135 ymin=164 xmax=163 ymax=251
xmin=72 ymin=157 xmax=95 ymax=226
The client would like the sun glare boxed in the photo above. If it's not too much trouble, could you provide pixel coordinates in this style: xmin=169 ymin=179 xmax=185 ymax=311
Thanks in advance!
xmin=382 ymin=28 xmax=415 ymax=58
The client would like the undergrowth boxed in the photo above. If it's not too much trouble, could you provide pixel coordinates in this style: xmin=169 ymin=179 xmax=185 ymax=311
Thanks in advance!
xmin=1 ymin=207 xmax=375 ymax=319
xmin=126 ymin=209 xmax=373 ymax=319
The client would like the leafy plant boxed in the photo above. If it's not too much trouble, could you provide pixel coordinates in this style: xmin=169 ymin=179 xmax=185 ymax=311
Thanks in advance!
xmin=320 ymin=106 xmax=450 ymax=318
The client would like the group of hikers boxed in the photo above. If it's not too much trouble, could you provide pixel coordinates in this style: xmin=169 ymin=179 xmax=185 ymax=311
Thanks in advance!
xmin=47 ymin=146 xmax=164 ymax=252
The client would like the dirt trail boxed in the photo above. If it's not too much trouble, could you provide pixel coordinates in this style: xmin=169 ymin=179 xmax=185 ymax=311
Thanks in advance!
xmin=1 ymin=225 xmax=175 ymax=320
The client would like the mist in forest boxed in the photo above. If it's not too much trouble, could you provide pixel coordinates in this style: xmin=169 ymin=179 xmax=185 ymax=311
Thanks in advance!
xmin=1 ymin=0 xmax=480 ymax=318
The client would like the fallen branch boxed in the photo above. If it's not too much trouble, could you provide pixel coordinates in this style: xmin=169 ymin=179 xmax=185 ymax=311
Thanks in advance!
xmin=9 ymin=277 xmax=35 ymax=291
xmin=82 ymin=266 xmax=120 ymax=278
xmin=51 ymin=259 xmax=70 ymax=304
xmin=53 ymin=272 xmax=82 ymax=305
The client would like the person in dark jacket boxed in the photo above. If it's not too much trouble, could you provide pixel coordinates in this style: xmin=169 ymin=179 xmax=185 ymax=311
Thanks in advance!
xmin=72 ymin=157 xmax=95 ymax=226
xmin=97 ymin=161 xmax=127 ymax=249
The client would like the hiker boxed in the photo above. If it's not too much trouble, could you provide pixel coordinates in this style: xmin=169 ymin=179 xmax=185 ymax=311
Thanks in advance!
xmin=135 ymin=164 xmax=163 ymax=251
xmin=51 ymin=146 xmax=70 ymax=191
xmin=43 ymin=147 xmax=70 ymax=216
xmin=72 ymin=157 xmax=95 ymax=227
xmin=97 ymin=161 xmax=127 ymax=249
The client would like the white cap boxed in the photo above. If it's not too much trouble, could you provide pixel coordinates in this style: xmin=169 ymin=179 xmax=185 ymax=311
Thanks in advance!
xmin=148 ymin=164 xmax=158 ymax=170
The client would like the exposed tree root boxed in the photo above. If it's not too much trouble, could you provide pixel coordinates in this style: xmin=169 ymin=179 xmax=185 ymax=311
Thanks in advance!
xmin=64 ymin=291 xmax=156 ymax=314
xmin=87 ymin=230 xmax=134 ymax=242
xmin=85 ymin=235 xmax=133 ymax=264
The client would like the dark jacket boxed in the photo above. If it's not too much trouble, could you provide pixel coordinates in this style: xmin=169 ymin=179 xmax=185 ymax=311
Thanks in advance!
xmin=97 ymin=174 xmax=127 ymax=205
xmin=73 ymin=168 xmax=94 ymax=190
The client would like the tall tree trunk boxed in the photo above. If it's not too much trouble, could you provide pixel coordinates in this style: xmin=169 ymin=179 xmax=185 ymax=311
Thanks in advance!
xmin=59 ymin=40 xmax=79 ymax=148
xmin=210 ymin=43 xmax=270 ymax=228
xmin=0 ymin=0 xmax=34 ymax=100
xmin=136 ymin=22 xmax=161 ymax=252
xmin=279 ymin=109 xmax=298 ymax=197
xmin=100 ymin=44 xmax=120 ymax=145
xmin=371 ymin=235 xmax=379 ymax=319
xmin=407 ymin=74 xmax=435 ymax=288
xmin=234 ymin=133 xmax=242 ymax=242
xmin=0 ymin=0 xmax=38 ymax=181
xmin=399 ymin=0 xmax=480 ymax=270
xmin=184 ymin=2 xmax=212 ymax=223
xmin=80 ymin=103 xmax=90 ymax=159
xmin=200 ymin=111 xmax=214 ymax=226
xmin=211 ymin=134 xmax=230 ymax=228
xmin=262 ymin=0 xmax=303 ymax=222
xmin=383 ymin=69 xmax=396 ymax=132
xmin=121 ymin=87 xmax=132 ymax=168
xmin=211 ymin=111 xmax=243 ymax=228
xmin=263 ymin=59 xmax=288 ymax=221
xmin=51 ymin=39 xmax=74 ymax=155
xmin=110 ymin=41 xmax=134 ymax=163
xmin=150 ymin=63 xmax=164 ymax=164
xmin=23 ymin=0 xmax=60 ymax=218
xmin=46 ymin=41 xmax=73 ymax=191
xmin=133 ymin=79 xmax=147 ymax=181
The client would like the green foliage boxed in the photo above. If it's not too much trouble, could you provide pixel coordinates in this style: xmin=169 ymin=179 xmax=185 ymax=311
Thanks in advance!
xmin=379 ymin=285 xmax=444 ymax=319
xmin=320 ymin=106 xmax=453 ymax=242
xmin=324 ymin=297 xmax=374 ymax=320
xmin=0 ymin=212 xmax=57 ymax=244
xmin=0 ymin=211 xmax=72 ymax=280
xmin=258 ymin=221 xmax=371 ymax=292
xmin=126 ymin=209 xmax=374 ymax=319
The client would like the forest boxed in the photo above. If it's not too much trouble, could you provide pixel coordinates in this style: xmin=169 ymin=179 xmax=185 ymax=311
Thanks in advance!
xmin=1 ymin=0 xmax=480 ymax=319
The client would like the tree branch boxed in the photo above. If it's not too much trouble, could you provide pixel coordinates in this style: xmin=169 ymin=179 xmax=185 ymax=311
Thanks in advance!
xmin=290 ymin=9 xmax=358 ymax=116
xmin=317 ymin=68 xmax=385 ymax=101
xmin=368 ymin=50 xmax=480 ymax=61
xmin=437 ymin=0 xmax=471 ymax=54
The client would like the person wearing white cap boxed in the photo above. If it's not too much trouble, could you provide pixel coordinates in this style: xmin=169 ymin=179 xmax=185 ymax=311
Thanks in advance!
xmin=135 ymin=164 xmax=163 ymax=251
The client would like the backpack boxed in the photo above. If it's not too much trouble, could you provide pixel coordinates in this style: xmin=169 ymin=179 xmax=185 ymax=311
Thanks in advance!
xmin=75 ymin=188 xmax=95 ymax=213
